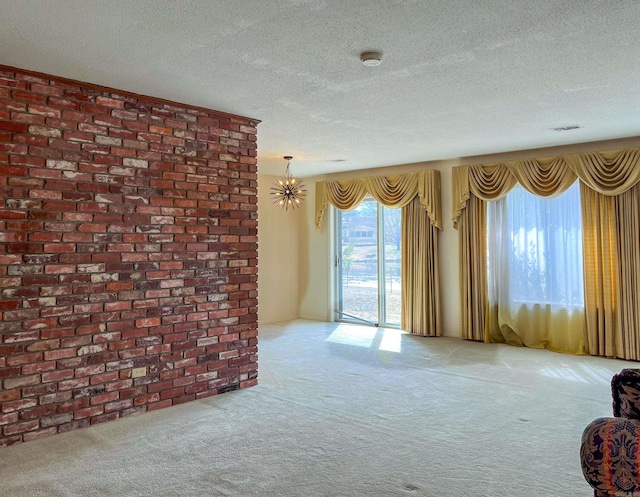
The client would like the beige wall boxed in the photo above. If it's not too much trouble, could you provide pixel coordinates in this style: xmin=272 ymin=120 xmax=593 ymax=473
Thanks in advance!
xmin=257 ymin=174 xmax=300 ymax=324
xmin=258 ymin=137 xmax=640 ymax=331
xmin=297 ymin=136 xmax=640 ymax=337
xmin=298 ymin=183 xmax=332 ymax=322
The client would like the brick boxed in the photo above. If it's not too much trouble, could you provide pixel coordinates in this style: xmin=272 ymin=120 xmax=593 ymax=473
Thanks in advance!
xmin=11 ymin=91 xmax=46 ymax=103
xmin=135 ymin=317 xmax=160 ymax=328
xmin=0 ymin=390 xmax=21 ymax=402
xmin=104 ymin=399 xmax=132 ymax=412
xmin=42 ymin=369 xmax=74 ymax=383
xmin=28 ymin=125 xmax=61 ymax=137
xmin=22 ymin=318 xmax=58 ymax=330
xmin=149 ymin=125 xmax=172 ymax=135
xmin=73 ymin=406 xmax=104 ymax=419
xmin=89 ymin=391 xmax=119 ymax=406
xmin=58 ymin=378 xmax=90 ymax=391
xmin=160 ymin=387 xmax=186 ymax=400
xmin=64 ymin=130 xmax=93 ymax=142
xmin=44 ymin=349 xmax=77 ymax=361
xmin=44 ymin=243 xmax=76 ymax=253
xmin=3 ymin=331 xmax=40 ymax=343
xmin=28 ymin=104 xmax=61 ymax=117
xmin=3 ymin=419 xmax=39 ymax=436
xmin=21 ymin=361 xmax=56 ymax=374
xmin=39 ymin=392 xmax=73 ymax=405
xmin=0 ymin=66 xmax=258 ymax=447
xmin=95 ymin=96 xmax=124 ymax=108
xmin=0 ymin=413 xmax=19 ymax=426
xmin=2 ymin=399 xmax=37 ymax=413
xmin=41 ymin=413 xmax=73 ymax=428
xmin=46 ymin=159 xmax=77 ymax=170
xmin=4 ymin=375 xmax=40 ymax=390
xmin=75 ymin=364 xmax=105 ymax=377
xmin=22 ymin=427 xmax=57 ymax=442
xmin=48 ymin=97 xmax=77 ymax=110
xmin=0 ymin=120 xmax=28 ymax=133
xmin=122 ymin=158 xmax=148 ymax=168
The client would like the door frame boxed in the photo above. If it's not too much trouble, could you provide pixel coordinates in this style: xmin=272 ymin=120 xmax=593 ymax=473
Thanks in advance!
xmin=333 ymin=199 xmax=400 ymax=328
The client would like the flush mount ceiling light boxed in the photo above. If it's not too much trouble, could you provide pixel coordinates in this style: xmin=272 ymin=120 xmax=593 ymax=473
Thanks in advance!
xmin=360 ymin=51 xmax=383 ymax=66
xmin=271 ymin=156 xmax=306 ymax=211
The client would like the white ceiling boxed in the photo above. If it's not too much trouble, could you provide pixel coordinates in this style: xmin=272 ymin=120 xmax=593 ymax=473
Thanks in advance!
xmin=1 ymin=0 xmax=640 ymax=177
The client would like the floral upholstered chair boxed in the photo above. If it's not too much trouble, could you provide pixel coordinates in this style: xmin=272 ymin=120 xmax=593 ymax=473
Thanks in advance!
xmin=581 ymin=369 xmax=640 ymax=496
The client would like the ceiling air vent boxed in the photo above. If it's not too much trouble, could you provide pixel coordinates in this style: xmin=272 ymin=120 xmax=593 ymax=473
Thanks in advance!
xmin=552 ymin=125 xmax=581 ymax=131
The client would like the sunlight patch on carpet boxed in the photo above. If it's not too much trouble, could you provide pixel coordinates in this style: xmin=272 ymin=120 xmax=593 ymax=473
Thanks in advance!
xmin=379 ymin=329 xmax=402 ymax=353
xmin=326 ymin=324 xmax=377 ymax=347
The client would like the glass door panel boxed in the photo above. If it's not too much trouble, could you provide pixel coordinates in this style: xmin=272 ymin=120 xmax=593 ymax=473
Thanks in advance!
xmin=336 ymin=201 xmax=401 ymax=328
xmin=382 ymin=206 xmax=401 ymax=326
xmin=337 ymin=200 xmax=378 ymax=324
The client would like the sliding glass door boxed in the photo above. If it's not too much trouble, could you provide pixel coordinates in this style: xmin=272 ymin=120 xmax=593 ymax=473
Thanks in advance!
xmin=335 ymin=199 xmax=401 ymax=327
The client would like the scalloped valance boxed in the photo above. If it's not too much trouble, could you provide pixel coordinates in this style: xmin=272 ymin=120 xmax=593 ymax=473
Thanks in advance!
xmin=315 ymin=170 xmax=441 ymax=232
xmin=452 ymin=147 xmax=640 ymax=228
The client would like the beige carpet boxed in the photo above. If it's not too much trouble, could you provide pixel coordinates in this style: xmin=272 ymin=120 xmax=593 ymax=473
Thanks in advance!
xmin=0 ymin=319 xmax=627 ymax=496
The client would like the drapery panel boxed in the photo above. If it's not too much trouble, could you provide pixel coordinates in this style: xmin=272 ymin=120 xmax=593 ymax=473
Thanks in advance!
xmin=452 ymin=147 xmax=640 ymax=359
xmin=457 ymin=193 xmax=487 ymax=341
xmin=580 ymin=185 xmax=620 ymax=357
xmin=316 ymin=170 xmax=442 ymax=336
xmin=615 ymin=184 xmax=640 ymax=360
xmin=486 ymin=183 xmax=586 ymax=354
xmin=581 ymin=183 xmax=640 ymax=360
xmin=401 ymin=197 xmax=441 ymax=336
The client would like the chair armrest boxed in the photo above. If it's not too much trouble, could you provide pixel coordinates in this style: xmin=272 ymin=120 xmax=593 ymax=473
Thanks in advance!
xmin=612 ymin=369 xmax=640 ymax=418
xmin=581 ymin=417 xmax=640 ymax=496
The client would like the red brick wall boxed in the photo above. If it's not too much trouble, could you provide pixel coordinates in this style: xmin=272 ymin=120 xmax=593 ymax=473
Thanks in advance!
xmin=0 ymin=66 xmax=259 ymax=446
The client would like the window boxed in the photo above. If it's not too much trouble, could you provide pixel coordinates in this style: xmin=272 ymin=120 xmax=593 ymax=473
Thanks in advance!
xmin=487 ymin=181 xmax=584 ymax=310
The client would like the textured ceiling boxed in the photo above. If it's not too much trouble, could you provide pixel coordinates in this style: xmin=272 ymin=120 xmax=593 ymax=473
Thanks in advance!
xmin=1 ymin=0 xmax=640 ymax=177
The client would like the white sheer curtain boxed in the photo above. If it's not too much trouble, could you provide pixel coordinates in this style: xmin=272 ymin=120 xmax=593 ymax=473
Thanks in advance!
xmin=486 ymin=182 xmax=586 ymax=353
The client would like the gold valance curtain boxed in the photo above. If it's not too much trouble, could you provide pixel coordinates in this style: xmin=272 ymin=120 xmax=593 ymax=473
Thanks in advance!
xmin=453 ymin=148 xmax=640 ymax=225
xmin=316 ymin=170 xmax=442 ymax=232
xmin=452 ymin=147 xmax=640 ymax=359
xmin=316 ymin=170 xmax=442 ymax=337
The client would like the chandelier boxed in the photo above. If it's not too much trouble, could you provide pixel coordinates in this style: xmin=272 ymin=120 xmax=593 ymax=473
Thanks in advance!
xmin=270 ymin=155 xmax=306 ymax=211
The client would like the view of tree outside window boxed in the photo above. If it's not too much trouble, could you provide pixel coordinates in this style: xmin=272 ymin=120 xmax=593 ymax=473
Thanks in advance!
xmin=487 ymin=181 xmax=584 ymax=309
xmin=336 ymin=199 xmax=402 ymax=327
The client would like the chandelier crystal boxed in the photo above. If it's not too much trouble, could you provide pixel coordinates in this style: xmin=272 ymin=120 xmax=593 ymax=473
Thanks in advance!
xmin=270 ymin=156 xmax=306 ymax=211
